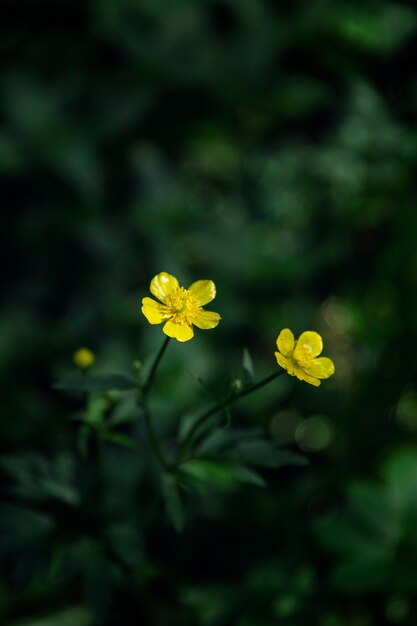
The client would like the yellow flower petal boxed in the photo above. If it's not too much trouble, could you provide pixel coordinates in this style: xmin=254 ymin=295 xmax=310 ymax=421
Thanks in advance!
xmin=304 ymin=357 xmax=335 ymax=380
xmin=163 ymin=319 xmax=194 ymax=342
xmin=296 ymin=369 xmax=321 ymax=387
xmin=275 ymin=352 xmax=296 ymax=375
xmin=192 ymin=309 xmax=221 ymax=329
xmin=150 ymin=272 xmax=179 ymax=303
xmin=294 ymin=331 xmax=323 ymax=360
xmin=141 ymin=297 xmax=170 ymax=324
xmin=188 ymin=280 xmax=217 ymax=305
xmin=275 ymin=352 xmax=321 ymax=386
xmin=277 ymin=328 xmax=295 ymax=357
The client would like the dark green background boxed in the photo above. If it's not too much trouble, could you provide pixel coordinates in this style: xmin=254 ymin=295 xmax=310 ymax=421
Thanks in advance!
xmin=2 ymin=0 xmax=417 ymax=624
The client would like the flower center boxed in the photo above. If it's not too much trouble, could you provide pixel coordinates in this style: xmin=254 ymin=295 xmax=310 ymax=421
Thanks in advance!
xmin=165 ymin=287 xmax=199 ymax=320
xmin=294 ymin=343 xmax=314 ymax=369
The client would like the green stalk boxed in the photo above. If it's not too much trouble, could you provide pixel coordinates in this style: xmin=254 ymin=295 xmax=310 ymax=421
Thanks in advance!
xmin=140 ymin=399 xmax=171 ymax=469
xmin=179 ymin=369 xmax=285 ymax=457
xmin=142 ymin=336 xmax=170 ymax=396
xmin=139 ymin=336 xmax=171 ymax=469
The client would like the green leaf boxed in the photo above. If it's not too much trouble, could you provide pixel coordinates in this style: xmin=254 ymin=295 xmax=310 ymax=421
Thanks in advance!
xmin=106 ymin=408 xmax=137 ymax=428
xmin=196 ymin=428 xmax=263 ymax=456
xmin=189 ymin=372 xmax=216 ymax=401
xmin=178 ymin=409 xmax=217 ymax=444
xmin=273 ymin=593 xmax=300 ymax=618
xmin=332 ymin=4 xmax=417 ymax=54
xmin=162 ymin=475 xmax=185 ymax=533
xmin=0 ymin=504 xmax=55 ymax=556
xmin=231 ymin=465 xmax=266 ymax=487
xmin=85 ymin=395 xmax=109 ymax=427
xmin=179 ymin=584 xmax=237 ymax=624
xmin=180 ymin=459 xmax=235 ymax=489
xmin=196 ymin=430 xmax=244 ymax=457
xmin=230 ymin=441 xmax=308 ymax=469
xmin=331 ymin=557 xmax=390 ymax=593
xmin=54 ymin=374 xmax=138 ymax=392
xmin=180 ymin=459 xmax=266 ymax=490
xmin=1 ymin=453 xmax=79 ymax=505
xmin=242 ymin=348 xmax=255 ymax=382
xmin=11 ymin=606 xmax=94 ymax=626
xmin=99 ymin=432 xmax=136 ymax=449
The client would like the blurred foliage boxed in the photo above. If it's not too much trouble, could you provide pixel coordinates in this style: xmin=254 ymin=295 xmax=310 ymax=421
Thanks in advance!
xmin=316 ymin=450 xmax=417 ymax=595
xmin=1 ymin=0 xmax=417 ymax=624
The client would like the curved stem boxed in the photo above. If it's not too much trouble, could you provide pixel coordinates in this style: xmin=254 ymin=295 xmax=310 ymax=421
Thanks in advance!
xmin=142 ymin=336 xmax=170 ymax=396
xmin=179 ymin=370 xmax=285 ymax=457
xmin=141 ymin=399 xmax=171 ymax=469
xmin=139 ymin=336 xmax=171 ymax=470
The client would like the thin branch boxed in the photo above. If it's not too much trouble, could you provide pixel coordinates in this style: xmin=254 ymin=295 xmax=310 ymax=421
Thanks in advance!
xmin=179 ymin=370 xmax=285 ymax=455
xmin=142 ymin=336 xmax=170 ymax=396
xmin=139 ymin=335 xmax=171 ymax=470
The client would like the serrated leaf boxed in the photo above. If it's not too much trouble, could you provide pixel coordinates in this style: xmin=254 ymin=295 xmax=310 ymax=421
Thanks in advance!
xmin=162 ymin=475 xmax=185 ymax=533
xmin=242 ymin=348 xmax=255 ymax=382
xmin=54 ymin=374 xmax=138 ymax=392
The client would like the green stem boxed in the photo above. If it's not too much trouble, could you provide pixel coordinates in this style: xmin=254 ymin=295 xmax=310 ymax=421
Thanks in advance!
xmin=141 ymin=399 xmax=171 ymax=469
xmin=142 ymin=336 xmax=170 ymax=396
xmin=180 ymin=370 xmax=285 ymax=456
xmin=102 ymin=541 xmax=132 ymax=576
xmin=139 ymin=336 xmax=171 ymax=470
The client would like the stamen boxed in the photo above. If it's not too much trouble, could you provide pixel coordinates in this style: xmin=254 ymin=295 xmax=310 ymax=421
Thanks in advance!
xmin=294 ymin=344 xmax=314 ymax=368
xmin=166 ymin=287 xmax=199 ymax=319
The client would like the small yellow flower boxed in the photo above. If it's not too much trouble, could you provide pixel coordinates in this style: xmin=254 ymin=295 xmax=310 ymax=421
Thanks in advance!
xmin=73 ymin=347 xmax=95 ymax=369
xmin=275 ymin=329 xmax=335 ymax=387
xmin=141 ymin=272 xmax=221 ymax=342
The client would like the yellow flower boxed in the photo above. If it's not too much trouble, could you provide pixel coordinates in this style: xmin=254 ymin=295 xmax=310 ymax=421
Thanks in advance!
xmin=274 ymin=329 xmax=335 ymax=387
xmin=73 ymin=347 xmax=95 ymax=369
xmin=141 ymin=272 xmax=221 ymax=342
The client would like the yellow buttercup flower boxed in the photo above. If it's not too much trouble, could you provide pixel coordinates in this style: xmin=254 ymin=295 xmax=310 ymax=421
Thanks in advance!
xmin=275 ymin=329 xmax=335 ymax=387
xmin=141 ymin=272 xmax=221 ymax=342
xmin=73 ymin=347 xmax=95 ymax=369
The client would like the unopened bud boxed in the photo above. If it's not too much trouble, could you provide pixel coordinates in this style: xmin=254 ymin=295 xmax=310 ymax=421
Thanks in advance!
xmin=231 ymin=378 xmax=244 ymax=393
xmin=106 ymin=390 xmax=121 ymax=403
xmin=73 ymin=347 xmax=95 ymax=369
xmin=132 ymin=360 xmax=142 ymax=374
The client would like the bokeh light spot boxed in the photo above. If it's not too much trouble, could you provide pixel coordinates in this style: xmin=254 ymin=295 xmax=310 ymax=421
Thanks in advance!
xmin=295 ymin=416 xmax=334 ymax=452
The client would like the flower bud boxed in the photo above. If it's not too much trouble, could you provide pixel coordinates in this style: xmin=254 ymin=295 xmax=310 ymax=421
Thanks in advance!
xmin=73 ymin=347 xmax=95 ymax=369
xmin=106 ymin=390 xmax=121 ymax=403
xmin=231 ymin=378 xmax=244 ymax=393
xmin=132 ymin=360 xmax=142 ymax=374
